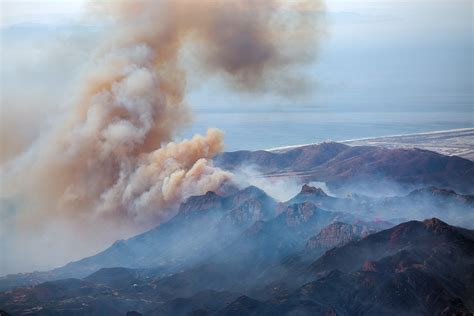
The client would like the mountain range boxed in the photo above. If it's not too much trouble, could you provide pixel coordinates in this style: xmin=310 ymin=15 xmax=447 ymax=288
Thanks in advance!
xmin=215 ymin=142 xmax=474 ymax=195
xmin=1 ymin=143 xmax=473 ymax=315
xmin=1 ymin=215 xmax=472 ymax=315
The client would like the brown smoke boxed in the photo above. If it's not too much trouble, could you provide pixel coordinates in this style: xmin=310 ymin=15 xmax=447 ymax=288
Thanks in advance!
xmin=1 ymin=0 xmax=324 ymax=272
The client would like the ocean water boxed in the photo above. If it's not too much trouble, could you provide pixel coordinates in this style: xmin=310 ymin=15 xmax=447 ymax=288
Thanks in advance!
xmin=183 ymin=110 xmax=474 ymax=151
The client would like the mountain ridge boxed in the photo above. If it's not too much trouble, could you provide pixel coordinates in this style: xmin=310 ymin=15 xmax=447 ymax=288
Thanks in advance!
xmin=215 ymin=142 xmax=474 ymax=195
xmin=1 ymin=218 xmax=473 ymax=315
xmin=2 ymin=182 xmax=473 ymax=292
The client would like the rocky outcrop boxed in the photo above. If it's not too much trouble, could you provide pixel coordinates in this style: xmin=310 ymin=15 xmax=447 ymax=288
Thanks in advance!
xmin=306 ymin=221 xmax=378 ymax=252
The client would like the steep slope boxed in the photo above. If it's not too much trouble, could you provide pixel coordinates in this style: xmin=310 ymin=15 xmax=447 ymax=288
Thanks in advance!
xmin=0 ymin=204 xmax=362 ymax=315
xmin=118 ymin=202 xmax=351 ymax=301
xmin=0 ymin=186 xmax=278 ymax=291
xmin=136 ymin=201 xmax=392 ymax=303
xmin=224 ymin=218 xmax=474 ymax=315
xmin=217 ymin=202 xmax=353 ymax=265
xmin=309 ymin=218 xmax=474 ymax=275
xmin=305 ymin=221 xmax=384 ymax=253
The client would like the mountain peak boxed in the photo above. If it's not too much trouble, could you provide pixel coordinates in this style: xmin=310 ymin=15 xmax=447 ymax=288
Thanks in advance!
xmin=422 ymin=218 xmax=451 ymax=232
xmin=284 ymin=202 xmax=319 ymax=226
xmin=178 ymin=191 xmax=223 ymax=214
xmin=300 ymin=184 xmax=328 ymax=197
xmin=241 ymin=185 xmax=266 ymax=196
xmin=306 ymin=221 xmax=378 ymax=252
xmin=423 ymin=217 xmax=446 ymax=226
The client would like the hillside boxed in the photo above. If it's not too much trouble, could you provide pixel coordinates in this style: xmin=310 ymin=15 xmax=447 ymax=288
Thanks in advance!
xmin=215 ymin=142 xmax=474 ymax=195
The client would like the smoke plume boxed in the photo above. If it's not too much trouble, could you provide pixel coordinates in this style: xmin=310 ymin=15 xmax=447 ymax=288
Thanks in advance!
xmin=0 ymin=0 xmax=324 ymax=273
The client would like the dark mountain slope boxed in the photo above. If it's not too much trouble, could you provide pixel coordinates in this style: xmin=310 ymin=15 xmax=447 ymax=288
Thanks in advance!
xmin=311 ymin=219 xmax=474 ymax=273
xmin=305 ymin=221 xmax=385 ymax=253
xmin=120 ymin=203 xmax=350 ymax=301
xmin=310 ymin=218 xmax=474 ymax=275
xmin=137 ymin=202 xmax=389 ymax=303
xmin=144 ymin=290 xmax=240 ymax=316
xmin=2 ymin=219 xmax=472 ymax=315
xmin=222 ymin=218 xmax=474 ymax=315
xmin=215 ymin=202 xmax=353 ymax=265
xmin=0 ymin=202 xmax=365 ymax=315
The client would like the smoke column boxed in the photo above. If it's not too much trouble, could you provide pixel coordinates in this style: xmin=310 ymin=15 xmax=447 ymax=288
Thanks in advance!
xmin=0 ymin=0 xmax=324 ymax=273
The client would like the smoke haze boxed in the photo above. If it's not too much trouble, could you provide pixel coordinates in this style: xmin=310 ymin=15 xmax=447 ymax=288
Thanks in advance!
xmin=0 ymin=0 xmax=324 ymax=274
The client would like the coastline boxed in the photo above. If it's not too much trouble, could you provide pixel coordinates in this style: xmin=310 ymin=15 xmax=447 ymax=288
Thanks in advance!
xmin=266 ymin=127 xmax=474 ymax=161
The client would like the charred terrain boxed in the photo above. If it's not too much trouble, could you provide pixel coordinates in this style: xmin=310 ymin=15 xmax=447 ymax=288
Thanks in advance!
xmin=1 ymin=143 xmax=474 ymax=315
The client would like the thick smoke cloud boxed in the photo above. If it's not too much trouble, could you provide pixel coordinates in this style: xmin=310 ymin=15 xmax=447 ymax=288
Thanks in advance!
xmin=0 ymin=0 xmax=324 ymax=273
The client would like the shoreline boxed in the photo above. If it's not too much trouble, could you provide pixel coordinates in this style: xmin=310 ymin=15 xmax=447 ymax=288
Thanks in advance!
xmin=266 ymin=127 xmax=474 ymax=161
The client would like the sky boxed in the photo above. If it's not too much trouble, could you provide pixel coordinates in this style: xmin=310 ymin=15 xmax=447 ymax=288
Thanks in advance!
xmin=0 ymin=0 xmax=85 ymax=26
xmin=1 ymin=0 xmax=473 ymax=151
xmin=185 ymin=0 xmax=473 ymax=149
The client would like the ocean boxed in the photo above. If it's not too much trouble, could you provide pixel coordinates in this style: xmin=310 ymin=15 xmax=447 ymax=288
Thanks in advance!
xmin=183 ymin=109 xmax=473 ymax=151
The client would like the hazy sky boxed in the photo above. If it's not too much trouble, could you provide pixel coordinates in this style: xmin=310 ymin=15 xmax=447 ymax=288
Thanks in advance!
xmin=2 ymin=0 xmax=471 ymax=24
xmin=1 ymin=0 xmax=473 ymax=150
xmin=0 ymin=0 xmax=85 ymax=26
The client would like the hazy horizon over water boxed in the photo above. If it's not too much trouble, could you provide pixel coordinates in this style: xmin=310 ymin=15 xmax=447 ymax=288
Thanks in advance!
xmin=180 ymin=0 xmax=473 ymax=151
xmin=2 ymin=0 xmax=472 ymax=153
xmin=183 ymin=107 xmax=473 ymax=151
